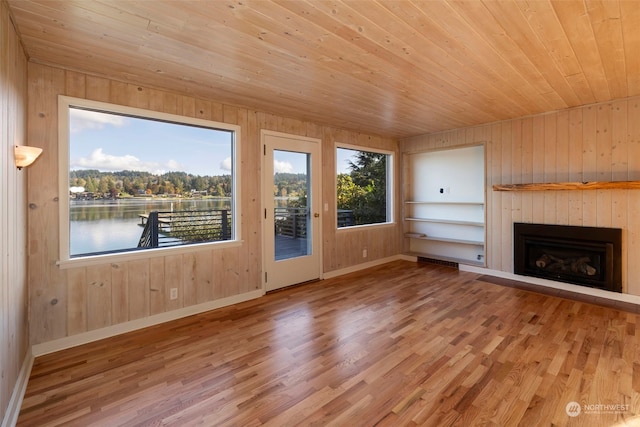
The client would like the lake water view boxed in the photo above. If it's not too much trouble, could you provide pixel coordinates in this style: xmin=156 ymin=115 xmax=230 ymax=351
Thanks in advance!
xmin=70 ymin=197 xmax=295 ymax=256
xmin=70 ymin=198 xmax=232 ymax=256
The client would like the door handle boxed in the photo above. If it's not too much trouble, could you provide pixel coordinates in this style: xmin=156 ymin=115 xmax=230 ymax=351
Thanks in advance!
xmin=314 ymin=213 xmax=320 ymax=218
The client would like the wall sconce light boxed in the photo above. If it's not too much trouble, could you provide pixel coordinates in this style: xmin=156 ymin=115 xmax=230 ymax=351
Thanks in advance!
xmin=14 ymin=145 xmax=43 ymax=170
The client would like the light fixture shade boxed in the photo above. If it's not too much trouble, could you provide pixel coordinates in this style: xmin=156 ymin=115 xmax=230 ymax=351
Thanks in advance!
xmin=14 ymin=145 xmax=43 ymax=169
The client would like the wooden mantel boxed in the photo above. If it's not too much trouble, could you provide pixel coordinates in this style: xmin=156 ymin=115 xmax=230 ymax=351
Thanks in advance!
xmin=493 ymin=181 xmax=640 ymax=191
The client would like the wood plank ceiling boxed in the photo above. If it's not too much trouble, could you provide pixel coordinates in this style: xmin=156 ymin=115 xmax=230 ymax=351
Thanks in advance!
xmin=7 ymin=0 xmax=640 ymax=139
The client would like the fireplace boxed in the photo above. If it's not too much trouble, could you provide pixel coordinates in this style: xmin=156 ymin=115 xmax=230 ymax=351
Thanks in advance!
xmin=514 ymin=223 xmax=622 ymax=293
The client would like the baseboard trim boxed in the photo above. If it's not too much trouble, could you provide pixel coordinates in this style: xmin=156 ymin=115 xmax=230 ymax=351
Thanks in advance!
xmin=1 ymin=349 xmax=33 ymax=427
xmin=323 ymin=255 xmax=415 ymax=279
xmin=459 ymin=264 xmax=640 ymax=305
xmin=32 ymin=289 xmax=264 ymax=357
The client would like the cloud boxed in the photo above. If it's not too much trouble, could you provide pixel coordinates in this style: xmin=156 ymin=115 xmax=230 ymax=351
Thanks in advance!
xmin=70 ymin=108 xmax=127 ymax=133
xmin=274 ymin=160 xmax=293 ymax=173
xmin=220 ymin=156 xmax=232 ymax=172
xmin=72 ymin=148 xmax=182 ymax=174
xmin=166 ymin=159 xmax=182 ymax=170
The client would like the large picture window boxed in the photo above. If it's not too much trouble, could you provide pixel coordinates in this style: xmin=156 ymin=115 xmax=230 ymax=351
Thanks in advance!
xmin=58 ymin=96 xmax=240 ymax=264
xmin=336 ymin=145 xmax=393 ymax=228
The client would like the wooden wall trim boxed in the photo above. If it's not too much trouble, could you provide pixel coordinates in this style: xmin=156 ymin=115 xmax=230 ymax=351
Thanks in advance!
xmin=322 ymin=254 xmax=410 ymax=279
xmin=0 ymin=350 xmax=33 ymax=427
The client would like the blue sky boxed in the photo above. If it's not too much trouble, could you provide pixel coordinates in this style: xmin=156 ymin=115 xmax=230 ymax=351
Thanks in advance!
xmin=273 ymin=148 xmax=355 ymax=175
xmin=336 ymin=148 xmax=358 ymax=175
xmin=70 ymin=108 xmax=233 ymax=177
xmin=70 ymin=108 xmax=356 ymax=176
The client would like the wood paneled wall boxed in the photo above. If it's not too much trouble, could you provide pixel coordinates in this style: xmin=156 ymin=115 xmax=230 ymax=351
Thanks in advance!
xmin=26 ymin=63 xmax=401 ymax=346
xmin=402 ymin=97 xmax=640 ymax=296
xmin=1 ymin=0 xmax=29 ymax=421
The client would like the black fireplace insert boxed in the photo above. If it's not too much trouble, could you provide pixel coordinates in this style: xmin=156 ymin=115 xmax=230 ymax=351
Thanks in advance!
xmin=514 ymin=223 xmax=622 ymax=293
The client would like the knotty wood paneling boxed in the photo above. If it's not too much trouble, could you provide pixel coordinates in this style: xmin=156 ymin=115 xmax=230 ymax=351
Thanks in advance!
xmin=28 ymin=64 xmax=68 ymax=345
xmin=402 ymin=96 xmax=640 ymax=296
xmin=26 ymin=63 xmax=401 ymax=346
xmin=0 ymin=0 xmax=29 ymax=421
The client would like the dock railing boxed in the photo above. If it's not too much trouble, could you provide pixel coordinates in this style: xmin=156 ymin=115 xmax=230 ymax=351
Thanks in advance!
xmin=274 ymin=207 xmax=355 ymax=235
xmin=274 ymin=207 xmax=307 ymax=238
xmin=337 ymin=209 xmax=355 ymax=227
xmin=138 ymin=209 xmax=231 ymax=249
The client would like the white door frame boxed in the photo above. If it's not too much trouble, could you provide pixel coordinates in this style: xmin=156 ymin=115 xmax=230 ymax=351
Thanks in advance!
xmin=261 ymin=130 xmax=323 ymax=291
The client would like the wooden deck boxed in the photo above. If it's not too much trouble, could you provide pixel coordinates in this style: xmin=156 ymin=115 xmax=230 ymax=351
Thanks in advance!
xmin=17 ymin=261 xmax=640 ymax=426
xmin=275 ymin=234 xmax=308 ymax=260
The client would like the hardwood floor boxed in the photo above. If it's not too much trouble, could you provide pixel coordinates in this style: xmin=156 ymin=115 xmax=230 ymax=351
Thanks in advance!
xmin=18 ymin=261 xmax=640 ymax=426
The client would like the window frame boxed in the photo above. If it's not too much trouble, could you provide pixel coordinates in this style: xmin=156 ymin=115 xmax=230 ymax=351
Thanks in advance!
xmin=57 ymin=95 xmax=242 ymax=269
xmin=335 ymin=143 xmax=394 ymax=230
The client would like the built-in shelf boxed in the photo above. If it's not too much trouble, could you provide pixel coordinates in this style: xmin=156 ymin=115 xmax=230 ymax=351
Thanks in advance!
xmin=493 ymin=180 xmax=640 ymax=191
xmin=405 ymin=217 xmax=484 ymax=227
xmin=406 ymin=235 xmax=484 ymax=246
xmin=402 ymin=144 xmax=486 ymax=267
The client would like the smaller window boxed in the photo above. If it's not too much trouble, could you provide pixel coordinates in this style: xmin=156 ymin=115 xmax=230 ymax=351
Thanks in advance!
xmin=336 ymin=146 xmax=393 ymax=228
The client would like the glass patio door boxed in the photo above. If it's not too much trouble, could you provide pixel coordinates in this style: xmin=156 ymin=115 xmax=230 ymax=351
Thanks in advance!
xmin=262 ymin=131 xmax=321 ymax=291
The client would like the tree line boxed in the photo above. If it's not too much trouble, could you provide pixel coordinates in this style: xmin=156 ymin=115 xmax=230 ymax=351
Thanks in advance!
xmin=70 ymin=170 xmax=232 ymax=198
xmin=70 ymin=169 xmax=309 ymax=199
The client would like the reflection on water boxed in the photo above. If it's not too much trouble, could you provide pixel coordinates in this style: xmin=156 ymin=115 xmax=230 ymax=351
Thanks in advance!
xmin=70 ymin=198 xmax=231 ymax=256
